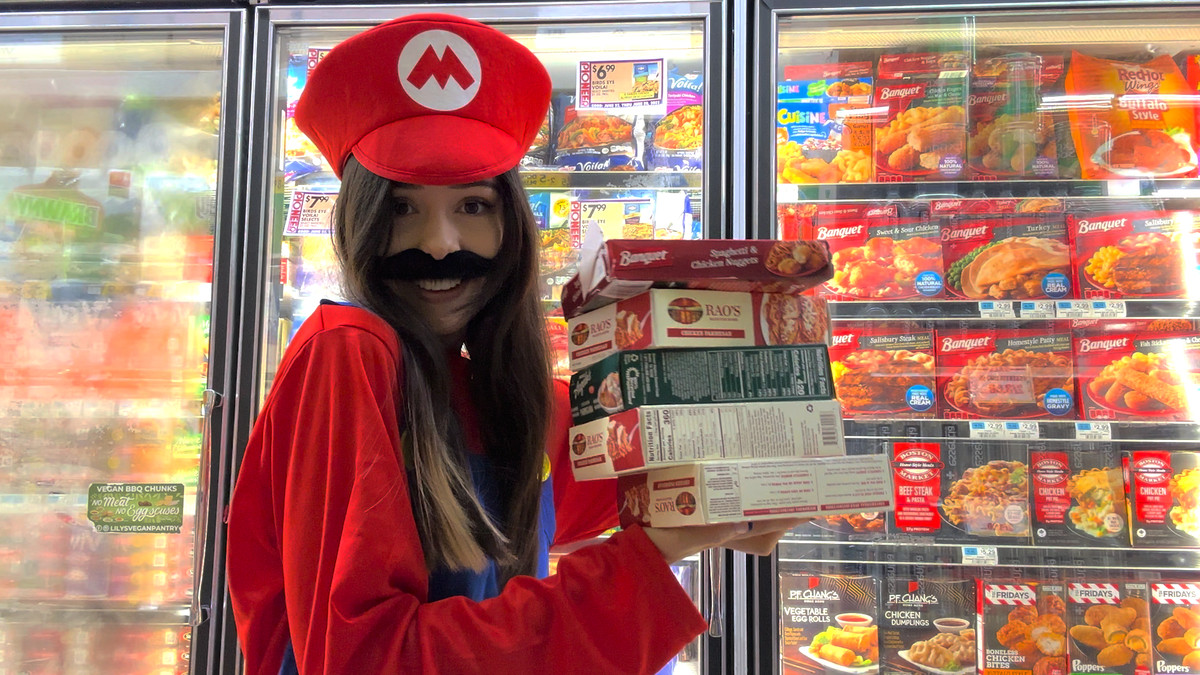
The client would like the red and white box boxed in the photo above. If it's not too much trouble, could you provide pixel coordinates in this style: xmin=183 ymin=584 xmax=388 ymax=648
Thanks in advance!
xmin=829 ymin=322 xmax=937 ymax=418
xmin=1126 ymin=450 xmax=1200 ymax=548
xmin=978 ymin=581 xmax=1067 ymax=675
xmin=1073 ymin=321 xmax=1200 ymax=421
xmin=1064 ymin=580 xmax=1150 ymax=675
xmin=936 ymin=327 xmax=1076 ymax=420
xmin=1069 ymin=210 xmax=1199 ymax=300
xmin=1149 ymin=582 xmax=1200 ymax=675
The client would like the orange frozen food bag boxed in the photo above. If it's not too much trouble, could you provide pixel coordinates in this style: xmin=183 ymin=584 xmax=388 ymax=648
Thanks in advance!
xmin=1065 ymin=51 xmax=1198 ymax=179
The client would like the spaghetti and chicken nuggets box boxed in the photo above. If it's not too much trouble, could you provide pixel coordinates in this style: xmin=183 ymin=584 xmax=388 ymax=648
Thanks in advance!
xmin=616 ymin=453 xmax=891 ymax=528
xmin=1125 ymin=451 xmax=1200 ymax=548
xmin=830 ymin=323 xmax=937 ymax=419
xmin=568 ymin=399 xmax=845 ymax=481
xmin=1031 ymin=445 xmax=1129 ymax=547
xmin=780 ymin=573 xmax=880 ymax=675
xmin=1065 ymin=580 xmax=1151 ymax=675
xmin=979 ymin=581 xmax=1068 ymax=675
xmin=873 ymin=52 xmax=970 ymax=182
xmin=566 ymin=288 xmax=829 ymax=370
xmin=940 ymin=213 xmax=1073 ymax=301
xmin=562 ymin=234 xmax=832 ymax=318
xmin=1073 ymin=322 xmax=1200 ymax=422
xmin=569 ymin=344 xmax=834 ymax=424
xmin=880 ymin=577 xmax=977 ymax=675
xmin=937 ymin=328 xmax=1076 ymax=420
xmin=1149 ymin=582 xmax=1200 ymax=675
xmin=1070 ymin=210 xmax=1199 ymax=300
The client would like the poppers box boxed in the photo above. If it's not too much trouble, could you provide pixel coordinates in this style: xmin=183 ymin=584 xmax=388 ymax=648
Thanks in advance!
xmin=940 ymin=214 xmax=1073 ymax=300
xmin=569 ymin=344 xmax=834 ymax=424
xmin=874 ymin=52 xmax=970 ymax=182
xmin=1149 ymin=582 xmax=1200 ymax=675
xmin=881 ymin=577 xmax=977 ymax=675
xmin=979 ymin=581 xmax=1068 ymax=675
xmin=616 ymin=453 xmax=892 ymax=528
xmin=780 ymin=573 xmax=880 ymax=675
xmin=776 ymin=62 xmax=874 ymax=184
xmin=568 ymin=399 xmax=845 ymax=481
xmin=566 ymin=288 xmax=829 ymax=370
xmin=563 ymin=236 xmax=833 ymax=318
xmin=805 ymin=211 xmax=944 ymax=299
xmin=1074 ymin=324 xmax=1200 ymax=422
xmin=1070 ymin=210 xmax=1198 ymax=300
xmin=1065 ymin=580 xmax=1151 ymax=675
xmin=1031 ymin=445 xmax=1129 ymax=547
xmin=830 ymin=323 xmax=937 ymax=418
xmin=1126 ymin=451 xmax=1200 ymax=548
xmin=937 ymin=328 xmax=1076 ymax=420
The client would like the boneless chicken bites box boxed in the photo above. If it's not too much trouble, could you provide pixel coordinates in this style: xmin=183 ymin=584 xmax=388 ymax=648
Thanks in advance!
xmin=1149 ymin=582 xmax=1200 ymax=675
xmin=568 ymin=399 xmax=845 ymax=481
xmin=566 ymin=288 xmax=829 ymax=371
xmin=1070 ymin=210 xmax=1199 ymax=300
xmin=979 ymin=581 xmax=1068 ymax=675
xmin=616 ymin=454 xmax=891 ymax=528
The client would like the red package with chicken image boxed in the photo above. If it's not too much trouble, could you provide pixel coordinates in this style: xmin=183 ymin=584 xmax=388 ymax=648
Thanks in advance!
xmin=874 ymin=52 xmax=970 ymax=182
xmin=980 ymin=581 xmax=1068 ymax=675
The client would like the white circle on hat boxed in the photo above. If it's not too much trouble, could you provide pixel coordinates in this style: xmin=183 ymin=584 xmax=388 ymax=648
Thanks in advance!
xmin=397 ymin=29 xmax=482 ymax=112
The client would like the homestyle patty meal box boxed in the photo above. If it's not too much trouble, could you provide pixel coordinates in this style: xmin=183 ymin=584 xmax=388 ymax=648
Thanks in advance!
xmin=569 ymin=399 xmax=845 ymax=481
xmin=616 ymin=454 xmax=893 ymax=527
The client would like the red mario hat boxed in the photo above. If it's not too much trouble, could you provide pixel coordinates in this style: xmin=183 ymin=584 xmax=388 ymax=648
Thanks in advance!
xmin=295 ymin=13 xmax=551 ymax=185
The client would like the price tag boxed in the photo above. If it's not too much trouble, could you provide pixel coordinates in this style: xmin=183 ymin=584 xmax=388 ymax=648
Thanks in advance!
xmin=1090 ymin=300 xmax=1127 ymax=318
xmin=1004 ymin=421 xmax=1039 ymax=440
xmin=978 ymin=301 xmax=1016 ymax=319
xmin=578 ymin=198 xmax=655 ymax=240
xmin=962 ymin=545 xmax=999 ymax=566
xmin=523 ymin=172 xmax=570 ymax=189
xmin=1055 ymin=300 xmax=1093 ymax=318
xmin=1020 ymin=300 xmax=1056 ymax=319
xmin=284 ymin=190 xmax=337 ymax=236
xmin=576 ymin=58 xmax=666 ymax=113
xmin=969 ymin=421 xmax=1006 ymax=439
xmin=1075 ymin=422 xmax=1113 ymax=441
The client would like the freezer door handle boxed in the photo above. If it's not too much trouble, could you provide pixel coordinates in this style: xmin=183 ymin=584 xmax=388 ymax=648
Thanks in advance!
xmin=191 ymin=388 xmax=222 ymax=627
xmin=705 ymin=547 xmax=723 ymax=638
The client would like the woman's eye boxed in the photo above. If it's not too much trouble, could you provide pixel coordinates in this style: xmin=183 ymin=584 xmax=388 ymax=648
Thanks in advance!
xmin=390 ymin=197 xmax=416 ymax=216
xmin=462 ymin=199 xmax=494 ymax=216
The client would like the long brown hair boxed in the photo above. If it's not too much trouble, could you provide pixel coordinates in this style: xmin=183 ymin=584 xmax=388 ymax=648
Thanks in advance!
xmin=332 ymin=156 xmax=552 ymax=581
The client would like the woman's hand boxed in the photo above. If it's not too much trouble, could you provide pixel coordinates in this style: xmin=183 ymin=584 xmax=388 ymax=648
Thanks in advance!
xmin=643 ymin=518 xmax=809 ymax=564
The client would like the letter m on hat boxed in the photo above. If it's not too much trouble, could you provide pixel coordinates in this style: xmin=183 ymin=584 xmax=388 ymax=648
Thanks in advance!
xmin=398 ymin=29 xmax=482 ymax=111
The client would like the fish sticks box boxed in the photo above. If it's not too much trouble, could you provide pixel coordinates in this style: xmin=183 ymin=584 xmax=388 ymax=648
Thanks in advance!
xmin=781 ymin=573 xmax=880 ymax=675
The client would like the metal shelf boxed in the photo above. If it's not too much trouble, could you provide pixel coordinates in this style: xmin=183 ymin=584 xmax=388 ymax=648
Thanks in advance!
xmin=776 ymin=179 xmax=1200 ymax=203
xmin=0 ymin=599 xmax=191 ymax=624
xmin=843 ymin=419 xmax=1200 ymax=443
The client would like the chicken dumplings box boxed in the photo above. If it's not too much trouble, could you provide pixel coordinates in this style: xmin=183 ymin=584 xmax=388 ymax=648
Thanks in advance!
xmin=881 ymin=577 xmax=977 ymax=675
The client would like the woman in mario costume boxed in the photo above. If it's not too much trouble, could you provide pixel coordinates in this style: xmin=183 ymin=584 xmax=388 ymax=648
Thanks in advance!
xmin=226 ymin=14 xmax=800 ymax=675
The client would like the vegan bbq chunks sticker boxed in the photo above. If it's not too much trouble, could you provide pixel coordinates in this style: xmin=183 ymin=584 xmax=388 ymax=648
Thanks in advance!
xmin=1149 ymin=583 xmax=1200 ymax=675
xmin=880 ymin=577 xmax=976 ymax=675
xmin=780 ymin=573 xmax=880 ymax=675
xmin=1065 ymin=581 xmax=1151 ymax=675
xmin=980 ymin=582 xmax=1067 ymax=675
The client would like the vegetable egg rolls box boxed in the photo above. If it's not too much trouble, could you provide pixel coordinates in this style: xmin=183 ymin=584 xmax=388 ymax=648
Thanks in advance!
xmin=1069 ymin=210 xmax=1199 ymax=301
xmin=831 ymin=323 xmax=937 ymax=419
xmin=1149 ymin=582 xmax=1200 ymax=675
xmin=779 ymin=573 xmax=879 ymax=675
xmin=562 ymin=235 xmax=833 ymax=319
xmin=936 ymin=327 xmax=1076 ymax=420
xmin=566 ymin=288 xmax=829 ymax=371
xmin=873 ymin=52 xmax=970 ymax=182
xmin=880 ymin=577 xmax=976 ymax=675
xmin=1125 ymin=451 xmax=1200 ymax=548
xmin=1031 ymin=444 xmax=1129 ymax=547
xmin=569 ymin=399 xmax=845 ymax=481
xmin=616 ymin=453 xmax=891 ymax=528
xmin=569 ymin=344 xmax=834 ymax=425
xmin=1065 ymin=580 xmax=1151 ymax=675
xmin=1073 ymin=323 xmax=1200 ymax=422
xmin=979 ymin=581 xmax=1067 ymax=675
xmin=939 ymin=212 xmax=1073 ymax=301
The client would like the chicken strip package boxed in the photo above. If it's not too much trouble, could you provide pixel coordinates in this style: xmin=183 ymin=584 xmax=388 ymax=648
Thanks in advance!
xmin=1073 ymin=321 xmax=1200 ymax=422
xmin=1069 ymin=209 xmax=1199 ymax=300
xmin=1031 ymin=444 xmax=1129 ymax=547
xmin=780 ymin=573 xmax=880 ymax=675
xmin=873 ymin=51 xmax=970 ymax=182
xmin=1149 ymin=582 xmax=1200 ymax=674
xmin=1065 ymin=579 xmax=1151 ymax=675
xmin=880 ymin=576 xmax=977 ymax=675
xmin=830 ymin=322 xmax=938 ymax=419
xmin=937 ymin=327 xmax=1076 ymax=420
xmin=979 ymin=581 xmax=1068 ymax=675
xmin=1126 ymin=450 xmax=1200 ymax=548
xmin=941 ymin=212 xmax=1073 ymax=301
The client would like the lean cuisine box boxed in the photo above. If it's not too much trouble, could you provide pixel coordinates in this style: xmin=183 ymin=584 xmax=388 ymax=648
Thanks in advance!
xmin=568 ymin=399 xmax=845 ymax=481
xmin=566 ymin=288 xmax=829 ymax=370
xmin=569 ymin=344 xmax=834 ymax=424
xmin=616 ymin=454 xmax=892 ymax=528
xmin=562 ymin=236 xmax=833 ymax=318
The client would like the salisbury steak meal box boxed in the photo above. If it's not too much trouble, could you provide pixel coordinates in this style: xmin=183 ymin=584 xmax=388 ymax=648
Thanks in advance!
xmin=569 ymin=344 xmax=834 ymax=424
xmin=830 ymin=322 xmax=937 ymax=419
xmin=780 ymin=573 xmax=880 ymax=675
xmin=1070 ymin=210 xmax=1198 ymax=300
xmin=566 ymin=287 xmax=829 ymax=370
xmin=616 ymin=453 xmax=892 ymax=528
xmin=1149 ymin=581 xmax=1200 ymax=675
xmin=1031 ymin=444 xmax=1129 ymax=547
xmin=1125 ymin=450 xmax=1200 ymax=548
xmin=562 ymin=235 xmax=833 ymax=318
xmin=1065 ymin=579 xmax=1151 ymax=675
xmin=880 ymin=577 xmax=977 ymax=675
xmin=979 ymin=581 xmax=1068 ymax=675
xmin=568 ymin=398 xmax=845 ymax=481
xmin=936 ymin=327 xmax=1077 ymax=420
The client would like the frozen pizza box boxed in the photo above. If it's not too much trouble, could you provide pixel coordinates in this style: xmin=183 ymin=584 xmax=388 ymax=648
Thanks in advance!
xmin=1031 ymin=444 xmax=1129 ymax=547
xmin=1149 ymin=582 xmax=1200 ymax=675
xmin=940 ymin=213 xmax=1073 ymax=301
xmin=568 ymin=398 xmax=845 ymax=481
xmin=1073 ymin=323 xmax=1200 ymax=422
xmin=780 ymin=573 xmax=880 ymax=675
xmin=880 ymin=577 xmax=977 ymax=675
xmin=616 ymin=453 xmax=892 ymax=528
xmin=562 ymin=234 xmax=833 ymax=318
xmin=1126 ymin=451 xmax=1200 ymax=548
xmin=873 ymin=52 xmax=970 ymax=182
xmin=569 ymin=344 xmax=834 ymax=425
xmin=1065 ymin=580 xmax=1151 ymax=675
xmin=979 ymin=581 xmax=1068 ymax=675
xmin=936 ymin=328 xmax=1077 ymax=420
xmin=830 ymin=323 xmax=937 ymax=419
xmin=566 ymin=287 xmax=829 ymax=371
xmin=802 ymin=207 xmax=944 ymax=300
xmin=1069 ymin=210 xmax=1199 ymax=300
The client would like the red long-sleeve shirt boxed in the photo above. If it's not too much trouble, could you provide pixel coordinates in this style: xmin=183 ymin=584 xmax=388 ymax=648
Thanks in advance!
xmin=227 ymin=303 xmax=706 ymax=674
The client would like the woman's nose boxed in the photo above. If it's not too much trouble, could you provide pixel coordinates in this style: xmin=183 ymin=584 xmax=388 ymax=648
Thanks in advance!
xmin=415 ymin=212 xmax=459 ymax=260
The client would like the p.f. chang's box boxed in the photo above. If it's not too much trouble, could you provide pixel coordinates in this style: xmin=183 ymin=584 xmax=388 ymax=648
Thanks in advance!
xmin=1065 ymin=580 xmax=1151 ymax=675
xmin=569 ymin=344 xmax=834 ymax=424
xmin=830 ymin=323 xmax=937 ymax=418
xmin=880 ymin=577 xmax=977 ymax=675
xmin=1070 ymin=210 xmax=1199 ymax=300
xmin=562 ymin=237 xmax=833 ymax=318
xmin=1126 ymin=451 xmax=1200 ymax=548
xmin=568 ymin=399 xmax=845 ymax=481
xmin=616 ymin=454 xmax=892 ymax=528
xmin=780 ymin=573 xmax=880 ymax=675
xmin=936 ymin=328 xmax=1076 ymax=420
xmin=979 ymin=581 xmax=1068 ymax=675
xmin=1149 ymin=582 xmax=1200 ymax=675
xmin=1030 ymin=445 xmax=1129 ymax=547
xmin=1074 ymin=324 xmax=1200 ymax=422
xmin=566 ymin=288 xmax=829 ymax=370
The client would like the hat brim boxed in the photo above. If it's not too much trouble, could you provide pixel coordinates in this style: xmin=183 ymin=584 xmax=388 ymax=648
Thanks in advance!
xmin=351 ymin=115 xmax=525 ymax=185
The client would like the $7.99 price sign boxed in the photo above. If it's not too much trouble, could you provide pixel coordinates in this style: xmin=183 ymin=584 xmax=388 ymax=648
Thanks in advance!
xmin=285 ymin=190 xmax=337 ymax=236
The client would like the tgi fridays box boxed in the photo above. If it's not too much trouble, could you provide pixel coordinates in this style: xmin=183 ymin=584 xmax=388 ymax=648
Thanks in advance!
xmin=830 ymin=323 xmax=937 ymax=419
xmin=804 ymin=209 xmax=945 ymax=300
xmin=880 ymin=577 xmax=977 ymax=675
xmin=1149 ymin=582 xmax=1200 ymax=675
xmin=1065 ymin=580 xmax=1151 ymax=675
xmin=568 ymin=399 xmax=845 ymax=481
xmin=940 ymin=213 xmax=1073 ymax=301
xmin=1125 ymin=451 xmax=1200 ymax=548
xmin=616 ymin=453 xmax=892 ymax=528
xmin=562 ymin=237 xmax=833 ymax=318
xmin=874 ymin=52 xmax=970 ymax=182
xmin=566 ymin=288 xmax=829 ymax=370
xmin=569 ymin=344 xmax=834 ymax=424
xmin=1073 ymin=324 xmax=1200 ymax=422
xmin=979 ymin=581 xmax=1068 ymax=675
xmin=780 ymin=573 xmax=880 ymax=675
xmin=1069 ymin=210 xmax=1199 ymax=300
xmin=1031 ymin=445 xmax=1129 ymax=547
xmin=937 ymin=328 xmax=1076 ymax=420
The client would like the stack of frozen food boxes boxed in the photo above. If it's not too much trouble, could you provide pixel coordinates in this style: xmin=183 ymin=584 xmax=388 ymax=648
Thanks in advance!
xmin=561 ymin=234 xmax=895 ymax=528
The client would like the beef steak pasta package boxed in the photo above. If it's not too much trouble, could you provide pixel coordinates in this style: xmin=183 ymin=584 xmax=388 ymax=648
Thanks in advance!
xmin=780 ymin=573 xmax=880 ymax=675
xmin=880 ymin=576 xmax=976 ymax=675
xmin=1030 ymin=443 xmax=1129 ymax=547
xmin=776 ymin=62 xmax=874 ymax=183
xmin=937 ymin=327 xmax=1076 ymax=420
xmin=1149 ymin=582 xmax=1200 ymax=675
xmin=648 ymin=70 xmax=703 ymax=170
xmin=830 ymin=322 xmax=937 ymax=418
xmin=1070 ymin=209 xmax=1199 ymax=300
xmin=1126 ymin=450 xmax=1200 ymax=548
xmin=1073 ymin=321 xmax=1200 ymax=422
xmin=1064 ymin=579 xmax=1151 ymax=675
xmin=979 ymin=581 xmax=1068 ymax=675
xmin=940 ymin=212 xmax=1073 ymax=301
xmin=873 ymin=51 xmax=970 ymax=182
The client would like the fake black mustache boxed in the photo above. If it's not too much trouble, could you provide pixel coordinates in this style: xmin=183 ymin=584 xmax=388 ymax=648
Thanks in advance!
xmin=376 ymin=248 xmax=495 ymax=281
